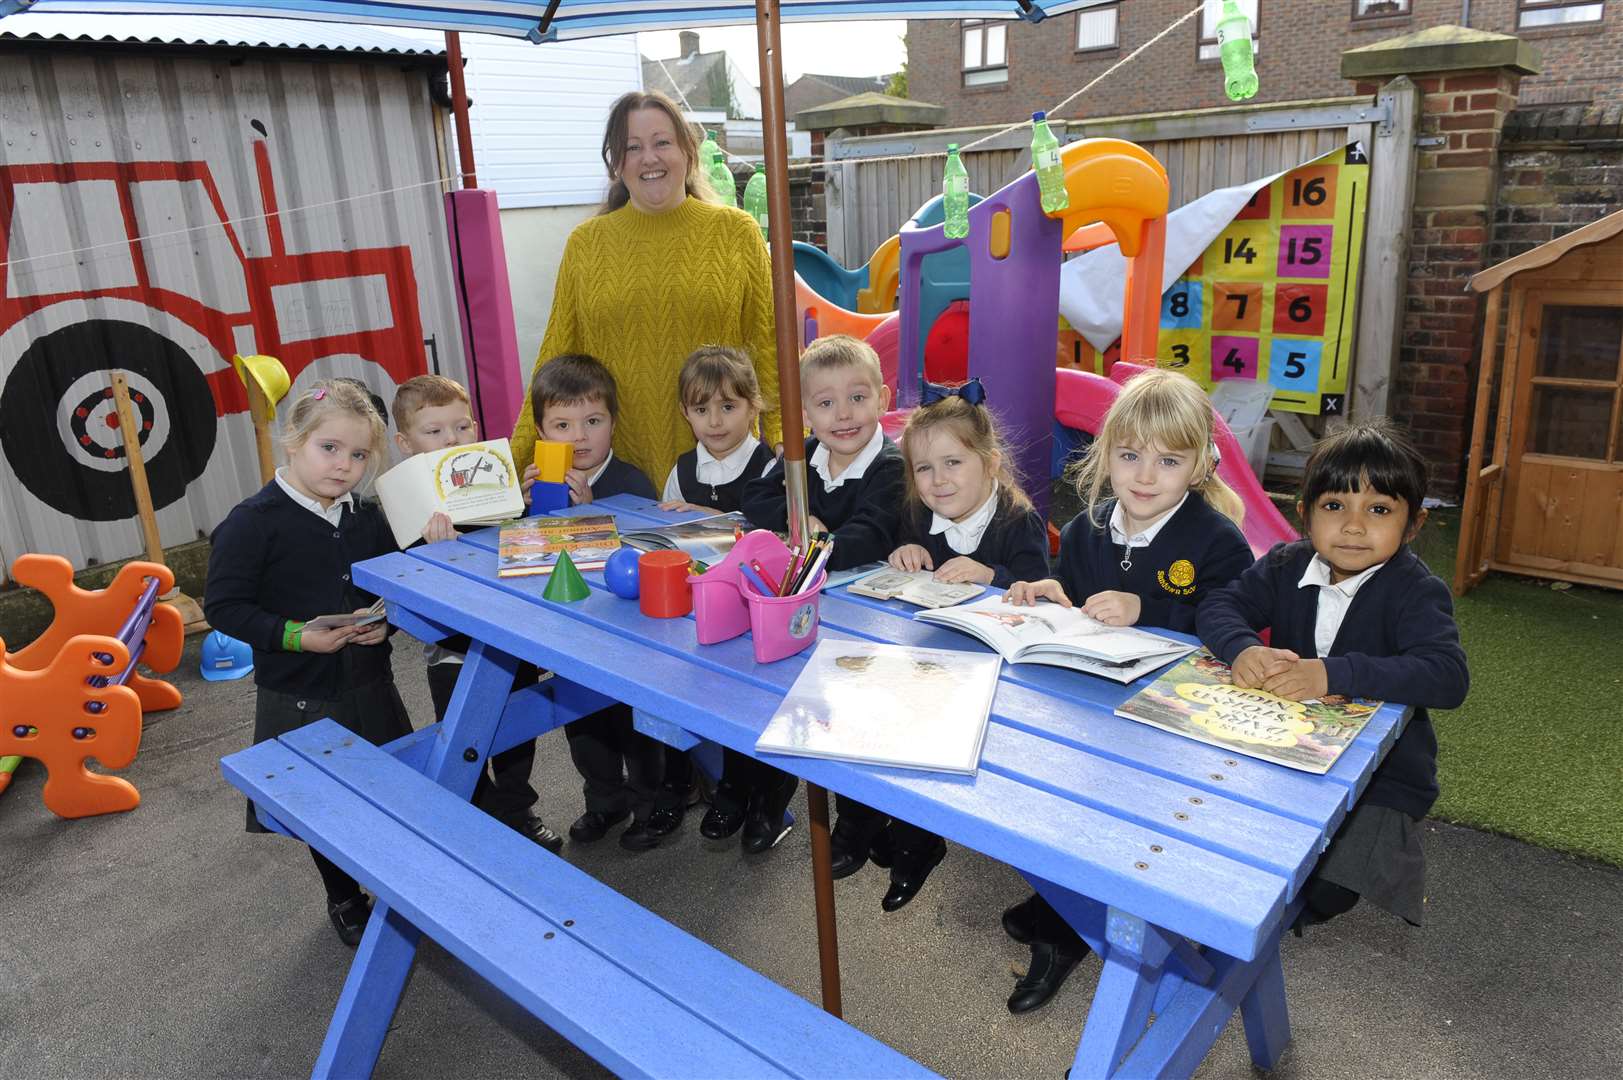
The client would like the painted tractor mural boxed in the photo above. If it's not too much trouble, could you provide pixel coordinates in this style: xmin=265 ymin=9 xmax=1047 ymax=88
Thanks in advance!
xmin=0 ymin=138 xmax=426 ymax=524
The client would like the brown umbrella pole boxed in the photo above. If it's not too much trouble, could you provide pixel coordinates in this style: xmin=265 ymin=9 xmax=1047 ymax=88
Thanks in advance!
xmin=754 ymin=0 xmax=841 ymax=1019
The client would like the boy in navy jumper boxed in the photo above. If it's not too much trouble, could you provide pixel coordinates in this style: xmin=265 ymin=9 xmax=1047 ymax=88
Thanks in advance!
xmin=1199 ymin=419 xmax=1468 ymax=929
xmin=519 ymin=356 xmax=670 ymax=853
xmin=392 ymin=374 xmax=563 ymax=855
xmin=714 ymin=335 xmax=905 ymax=854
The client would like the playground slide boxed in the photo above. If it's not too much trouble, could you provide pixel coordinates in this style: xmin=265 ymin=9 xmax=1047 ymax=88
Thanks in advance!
xmin=1053 ymin=366 xmax=1297 ymax=558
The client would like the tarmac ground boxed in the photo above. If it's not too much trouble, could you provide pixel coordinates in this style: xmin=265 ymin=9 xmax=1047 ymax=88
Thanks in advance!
xmin=3 ymin=634 xmax=1619 ymax=1079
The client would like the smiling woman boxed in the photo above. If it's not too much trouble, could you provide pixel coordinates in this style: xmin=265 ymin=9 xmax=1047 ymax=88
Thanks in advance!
xmin=508 ymin=90 xmax=782 ymax=485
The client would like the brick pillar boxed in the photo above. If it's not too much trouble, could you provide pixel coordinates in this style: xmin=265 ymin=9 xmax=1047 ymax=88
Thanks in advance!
xmin=1341 ymin=27 xmax=1540 ymax=497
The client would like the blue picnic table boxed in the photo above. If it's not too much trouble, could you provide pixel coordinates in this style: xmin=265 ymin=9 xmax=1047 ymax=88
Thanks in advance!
xmin=223 ymin=493 xmax=1410 ymax=1079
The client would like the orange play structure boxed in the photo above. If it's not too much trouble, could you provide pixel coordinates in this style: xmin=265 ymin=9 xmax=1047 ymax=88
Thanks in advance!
xmin=0 ymin=555 xmax=184 ymax=817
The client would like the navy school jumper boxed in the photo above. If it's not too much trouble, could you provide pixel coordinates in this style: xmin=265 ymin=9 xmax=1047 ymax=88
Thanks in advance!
xmin=1197 ymin=540 xmax=1469 ymax=818
xmin=895 ymin=497 xmax=1051 ymax=589
xmin=741 ymin=435 xmax=905 ymax=570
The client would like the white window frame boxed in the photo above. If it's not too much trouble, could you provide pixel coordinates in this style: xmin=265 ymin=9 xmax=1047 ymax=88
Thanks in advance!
xmin=962 ymin=19 xmax=1009 ymax=87
xmin=1076 ymin=3 xmax=1120 ymax=52
xmin=1517 ymin=0 xmax=1604 ymax=29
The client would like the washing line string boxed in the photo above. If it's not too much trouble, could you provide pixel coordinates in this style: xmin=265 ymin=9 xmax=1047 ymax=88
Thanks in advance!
xmin=4 ymin=2 xmax=1203 ymax=273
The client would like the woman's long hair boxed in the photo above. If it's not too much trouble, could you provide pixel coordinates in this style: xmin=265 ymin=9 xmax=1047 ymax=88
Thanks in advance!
xmin=598 ymin=91 xmax=716 ymax=214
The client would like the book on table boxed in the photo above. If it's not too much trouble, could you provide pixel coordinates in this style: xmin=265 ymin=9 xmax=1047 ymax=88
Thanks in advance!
xmin=374 ymin=438 xmax=526 ymax=548
xmin=496 ymin=514 xmax=621 ymax=578
xmin=754 ymin=640 xmax=1001 ymax=775
xmin=620 ymin=511 xmax=747 ymax=566
xmin=914 ymin=595 xmax=1196 ymax=684
xmin=1114 ymin=650 xmax=1383 ymax=774
xmin=845 ymin=568 xmax=986 ymax=609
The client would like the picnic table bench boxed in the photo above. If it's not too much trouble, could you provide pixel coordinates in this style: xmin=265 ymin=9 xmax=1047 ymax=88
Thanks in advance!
xmin=223 ymin=494 xmax=1411 ymax=1079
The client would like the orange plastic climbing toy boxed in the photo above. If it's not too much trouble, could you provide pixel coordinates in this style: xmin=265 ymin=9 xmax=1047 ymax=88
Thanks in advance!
xmin=0 ymin=555 xmax=184 ymax=818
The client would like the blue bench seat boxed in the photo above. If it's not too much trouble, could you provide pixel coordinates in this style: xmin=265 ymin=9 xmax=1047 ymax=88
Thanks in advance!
xmin=224 ymin=719 xmax=935 ymax=1080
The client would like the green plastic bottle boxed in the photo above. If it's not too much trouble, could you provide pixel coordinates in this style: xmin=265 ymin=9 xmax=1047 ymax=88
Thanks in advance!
xmin=742 ymin=167 xmax=769 ymax=237
xmin=1216 ymin=0 xmax=1259 ymax=101
xmin=1031 ymin=111 xmax=1068 ymax=214
xmin=698 ymin=130 xmax=736 ymax=206
xmin=943 ymin=144 xmax=969 ymax=239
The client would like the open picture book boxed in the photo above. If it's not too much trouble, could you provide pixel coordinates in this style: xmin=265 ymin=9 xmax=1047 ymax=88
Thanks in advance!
xmin=496 ymin=514 xmax=621 ymax=578
xmin=754 ymin=640 xmax=1001 ymax=775
xmin=621 ymin=511 xmax=746 ymax=566
xmin=1115 ymin=650 xmax=1382 ymax=774
xmin=375 ymin=438 xmax=525 ymax=548
xmin=846 ymin=568 xmax=986 ymax=609
xmin=915 ymin=595 xmax=1195 ymax=684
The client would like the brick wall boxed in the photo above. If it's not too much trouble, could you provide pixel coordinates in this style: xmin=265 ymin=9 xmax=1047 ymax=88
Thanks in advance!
xmin=1491 ymin=109 xmax=1623 ymax=263
xmin=721 ymin=163 xmax=826 ymax=247
xmin=907 ymin=1 xmax=1621 ymax=128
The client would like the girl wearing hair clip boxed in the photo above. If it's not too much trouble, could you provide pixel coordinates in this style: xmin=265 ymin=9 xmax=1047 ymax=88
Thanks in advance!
xmin=996 ymin=368 xmax=1253 ymax=1014
xmin=826 ymin=378 xmax=1050 ymax=912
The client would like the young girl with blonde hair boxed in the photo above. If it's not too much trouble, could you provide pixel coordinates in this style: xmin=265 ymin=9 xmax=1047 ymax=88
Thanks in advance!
xmin=205 ymin=379 xmax=410 ymax=948
xmin=998 ymin=368 xmax=1253 ymax=1014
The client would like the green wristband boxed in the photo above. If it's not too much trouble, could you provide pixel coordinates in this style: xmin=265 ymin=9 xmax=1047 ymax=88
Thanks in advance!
xmin=282 ymin=620 xmax=306 ymax=653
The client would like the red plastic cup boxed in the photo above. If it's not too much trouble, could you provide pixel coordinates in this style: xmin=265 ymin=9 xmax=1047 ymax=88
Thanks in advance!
xmin=638 ymin=550 xmax=694 ymax=618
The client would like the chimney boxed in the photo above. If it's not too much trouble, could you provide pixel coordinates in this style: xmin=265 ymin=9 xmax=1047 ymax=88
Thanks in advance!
xmin=679 ymin=31 xmax=700 ymax=58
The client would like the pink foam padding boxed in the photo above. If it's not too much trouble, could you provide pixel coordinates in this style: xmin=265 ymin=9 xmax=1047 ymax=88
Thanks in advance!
xmin=865 ymin=313 xmax=901 ymax=389
xmin=1054 ymin=364 xmax=1297 ymax=558
xmin=444 ymin=190 xmax=523 ymax=440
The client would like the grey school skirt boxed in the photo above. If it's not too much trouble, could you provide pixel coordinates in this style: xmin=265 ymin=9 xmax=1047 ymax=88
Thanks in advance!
xmin=1315 ymin=801 xmax=1427 ymax=925
xmin=243 ymin=681 xmax=413 ymax=833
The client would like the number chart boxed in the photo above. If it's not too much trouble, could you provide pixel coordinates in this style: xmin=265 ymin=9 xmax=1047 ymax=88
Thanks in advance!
xmin=1157 ymin=144 xmax=1368 ymax=416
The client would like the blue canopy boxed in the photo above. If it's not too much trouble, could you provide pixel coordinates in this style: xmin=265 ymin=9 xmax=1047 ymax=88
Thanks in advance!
xmin=0 ymin=0 xmax=1118 ymax=41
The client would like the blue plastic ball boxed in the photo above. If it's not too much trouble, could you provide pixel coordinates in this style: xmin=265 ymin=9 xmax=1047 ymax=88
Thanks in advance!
xmin=11 ymin=725 xmax=27 ymax=738
xmin=72 ymin=727 xmax=90 ymax=739
xmin=603 ymin=547 xmax=642 ymax=599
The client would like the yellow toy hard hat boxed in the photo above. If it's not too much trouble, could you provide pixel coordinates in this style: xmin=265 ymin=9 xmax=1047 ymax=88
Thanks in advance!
xmin=231 ymin=354 xmax=291 ymax=415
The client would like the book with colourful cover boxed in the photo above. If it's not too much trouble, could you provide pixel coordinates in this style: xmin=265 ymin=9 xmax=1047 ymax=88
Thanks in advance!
xmin=1114 ymin=650 xmax=1383 ymax=774
xmin=496 ymin=514 xmax=620 ymax=577
xmin=914 ymin=595 xmax=1195 ymax=684
xmin=846 ymin=568 xmax=986 ymax=609
xmin=621 ymin=511 xmax=747 ymax=565
xmin=754 ymin=641 xmax=1001 ymax=775
xmin=374 ymin=438 xmax=525 ymax=548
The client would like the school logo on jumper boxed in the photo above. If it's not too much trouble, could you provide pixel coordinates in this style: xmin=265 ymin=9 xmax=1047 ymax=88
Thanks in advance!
xmin=1158 ymin=559 xmax=1197 ymax=596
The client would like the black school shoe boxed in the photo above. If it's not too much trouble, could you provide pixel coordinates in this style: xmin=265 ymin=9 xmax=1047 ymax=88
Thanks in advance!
xmin=1001 ymin=894 xmax=1040 ymax=944
xmin=327 ymin=894 xmax=373 ymax=948
xmin=741 ymin=808 xmax=793 ymax=854
xmin=569 ymin=809 xmax=629 ymax=843
xmin=700 ymin=804 xmax=746 ymax=840
xmin=1007 ymin=942 xmax=1086 ymax=1014
xmin=828 ymin=814 xmax=886 ymax=879
xmin=506 ymin=813 xmax=564 ymax=855
xmin=880 ymin=838 xmax=947 ymax=912
xmin=618 ymin=818 xmax=663 ymax=852
xmin=644 ymin=805 xmax=683 ymax=837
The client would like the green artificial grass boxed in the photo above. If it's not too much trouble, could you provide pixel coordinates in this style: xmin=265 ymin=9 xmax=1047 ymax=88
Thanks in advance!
xmin=1048 ymin=483 xmax=1623 ymax=866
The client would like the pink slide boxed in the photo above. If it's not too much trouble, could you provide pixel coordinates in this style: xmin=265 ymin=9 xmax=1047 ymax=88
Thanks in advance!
xmin=1053 ymin=365 xmax=1297 ymax=557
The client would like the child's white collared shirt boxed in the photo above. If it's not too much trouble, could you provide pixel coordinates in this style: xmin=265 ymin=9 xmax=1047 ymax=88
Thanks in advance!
xmin=584 ymin=450 xmax=614 ymax=490
xmin=1297 ymin=555 xmax=1387 ymax=656
xmin=1107 ymin=492 xmax=1188 ymax=549
xmin=930 ymin=483 xmax=999 ymax=556
xmin=274 ymin=468 xmax=353 ymax=527
xmin=810 ymin=425 xmax=884 ymax=490
xmin=662 ymin=435 xmax=766 ymax=502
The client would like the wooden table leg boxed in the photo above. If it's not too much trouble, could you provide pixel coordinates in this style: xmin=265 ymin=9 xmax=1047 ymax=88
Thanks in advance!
xmin=805 ymin=781 xmax=843 ymax=1018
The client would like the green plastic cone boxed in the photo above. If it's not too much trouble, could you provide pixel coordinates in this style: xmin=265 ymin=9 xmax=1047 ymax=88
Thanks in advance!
xmin=543 ymin=550 xmax=591 ymax=603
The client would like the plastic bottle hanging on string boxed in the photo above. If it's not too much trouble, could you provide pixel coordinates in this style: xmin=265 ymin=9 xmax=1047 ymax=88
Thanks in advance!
xmin=743 ymin=167 xmax=769 ymax=238
xmin=708 ymin=134 xmax=738 ymax=207
xmin=1216 ymin=0 xmax=1259 ymax=101
xmin=1031 ymin=111 xmax=1068 ymax=214
xmin=943 ymin=144 xmax=969 ymax=239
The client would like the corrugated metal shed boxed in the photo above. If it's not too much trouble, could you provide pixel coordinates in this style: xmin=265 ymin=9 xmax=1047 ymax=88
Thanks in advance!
xmin=0 ymin=12 xmax=445 ymax=57
xmin=0 ymin=18 xmax=466 ymax=571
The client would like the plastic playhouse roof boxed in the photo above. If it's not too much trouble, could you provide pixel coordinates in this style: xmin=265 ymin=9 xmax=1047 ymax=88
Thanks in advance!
xmin=0 ymin=12 xmax=446 ymax=55
xmin=0 ymin=0 xmax=1124 ymax=42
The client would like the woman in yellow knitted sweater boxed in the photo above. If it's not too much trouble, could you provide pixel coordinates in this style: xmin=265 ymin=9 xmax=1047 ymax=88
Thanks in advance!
xmin=510 ymin=91 xmax=781 ymax=485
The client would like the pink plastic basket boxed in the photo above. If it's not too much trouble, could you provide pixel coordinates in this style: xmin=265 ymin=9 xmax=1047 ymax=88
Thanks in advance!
xmin=689 ymin=530 xmax=794 ymax=645
xmin=741 ymin=569 xmax=824 ymax=663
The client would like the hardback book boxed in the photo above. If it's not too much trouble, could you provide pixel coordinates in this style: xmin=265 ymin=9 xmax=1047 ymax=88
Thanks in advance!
xmin=621 ymin=511 xmax=747 ymax=566
xmin=375 ymin=438 xmax=525 ymax=548
xmin=1114 ymin=650 xmax=1382 ymax=774
xmin=846 ymin=568 xmax=986 ymax=609
xmin=301 ymin=598 xmax=386 ymax=632
xmin=497 ymin=514 xmax=621 ymax=578
xmin=915 ymin=595 xmax=1195 ymax=684
xmin=754 ymin=640 xmax=1001 ymax=775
